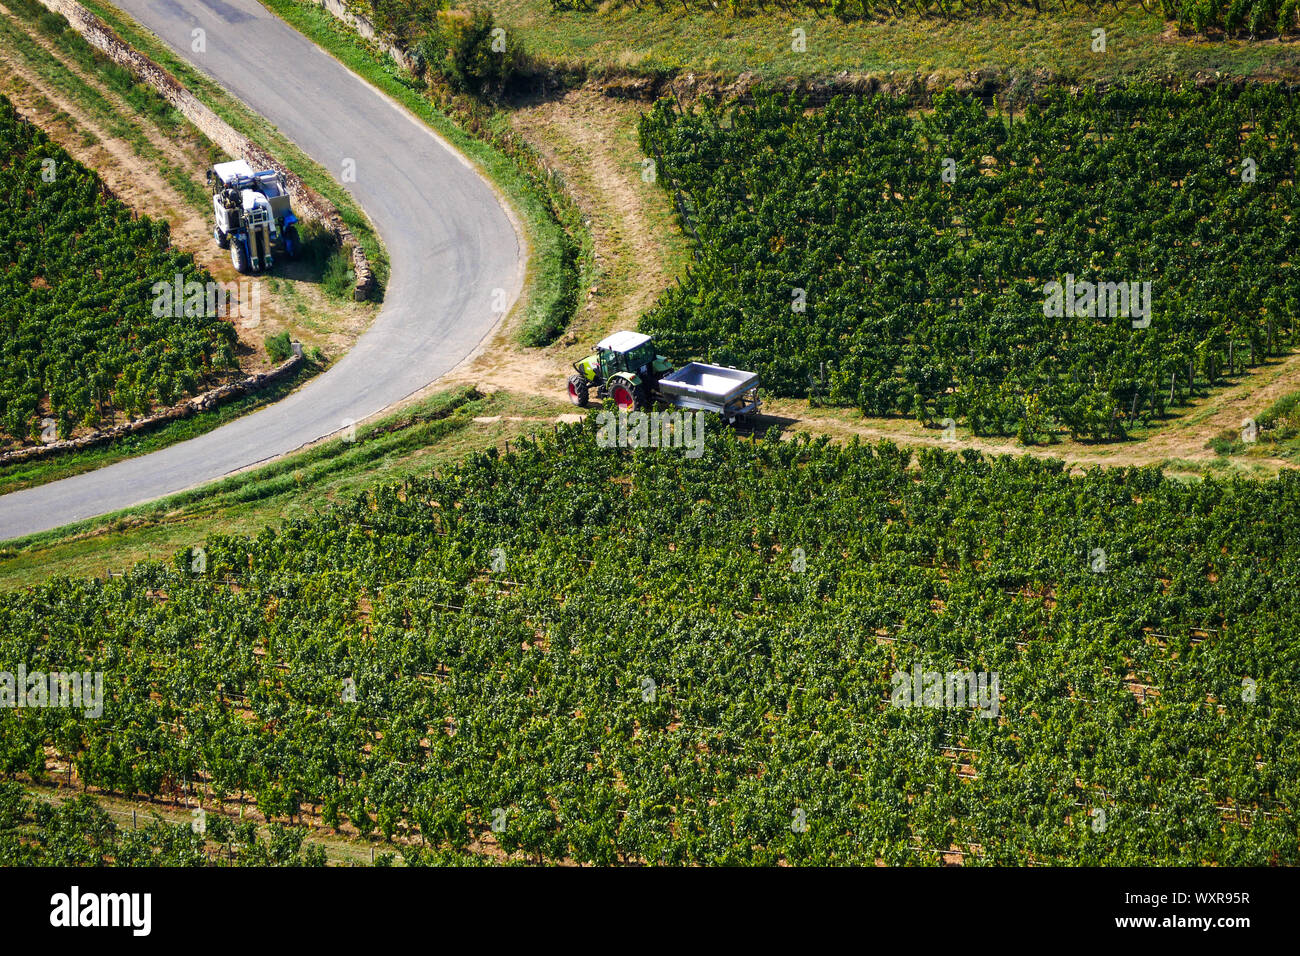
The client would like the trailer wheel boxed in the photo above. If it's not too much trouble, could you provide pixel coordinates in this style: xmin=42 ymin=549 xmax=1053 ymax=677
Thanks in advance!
xmin=231 ymin=239 xmax=251 ymax=274
xmin=567 ymin=374 xmax=590 ymax=407
xmin=214 ymin=228 xmax=229 ymax=250
xmin=610 ymin=380 xmax=641 ymax=412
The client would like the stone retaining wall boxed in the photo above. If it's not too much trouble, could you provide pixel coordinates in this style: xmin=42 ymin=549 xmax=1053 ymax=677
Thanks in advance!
xmin=317 ymin=0 xmax=415 ymax=72
xmin=0 ymin=354 xmax=303 ymax=467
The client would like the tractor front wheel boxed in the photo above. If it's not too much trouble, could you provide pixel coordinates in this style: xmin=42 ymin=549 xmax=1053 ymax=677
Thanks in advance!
xmin=610 ymin=380 xmax=641 ymax=412
xmin=567 ymin=373 xmax=590 ymax=407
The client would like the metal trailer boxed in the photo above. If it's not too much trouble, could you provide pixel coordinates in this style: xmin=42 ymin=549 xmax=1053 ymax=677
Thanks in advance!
xmin=655 ymin=362 xmax=761 ymax=423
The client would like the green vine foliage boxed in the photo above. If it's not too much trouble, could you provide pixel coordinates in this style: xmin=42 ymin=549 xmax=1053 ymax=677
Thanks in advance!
xmin=0 ymin=97 xmax=238 ymax=443
xmin=2 ymin=425 xmax=1297 ymax=864
xmin=639 ymin=84 xmax=1300 ymax=441
xmin=0 ymin=781 xmax=326 ymax=865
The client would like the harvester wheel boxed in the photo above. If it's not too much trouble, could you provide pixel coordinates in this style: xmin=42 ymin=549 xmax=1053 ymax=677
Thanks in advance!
xmin=566 ymin=374 xmax=590 ymax=407
xmin=214 ymin=228 xmax=229 ymax=250
xmin=283 ymin=224 xmax=301 ymax=260
xmin=610 ymin=379 xmax=641 ymax=412
xmin=231 ymin=240 xmax=250 ymax=274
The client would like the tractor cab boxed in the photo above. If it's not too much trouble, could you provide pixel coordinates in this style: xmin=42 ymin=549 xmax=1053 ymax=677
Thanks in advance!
xmin=596 ymin=331 xmax=657 ymax=378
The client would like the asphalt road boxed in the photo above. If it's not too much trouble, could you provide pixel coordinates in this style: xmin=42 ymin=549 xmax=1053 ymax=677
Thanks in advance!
xmin=0 ymin=0 xmax=524 ymax=540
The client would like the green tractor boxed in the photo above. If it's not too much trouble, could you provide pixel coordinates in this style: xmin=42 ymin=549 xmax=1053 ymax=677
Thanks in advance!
xmin=567 ymin=330 xmax=763 ymax=422
xmin=567 ymin=331 xmax=675 ymax=412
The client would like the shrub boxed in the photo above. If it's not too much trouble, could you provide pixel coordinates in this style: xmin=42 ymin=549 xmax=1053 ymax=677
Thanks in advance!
xmin=264 ymin=331 xmax=293 ymax=363
xmin=321 ymin=249 xmax=354 ymax=301
xmin=416 ymin=7 xmax=525 ymax=96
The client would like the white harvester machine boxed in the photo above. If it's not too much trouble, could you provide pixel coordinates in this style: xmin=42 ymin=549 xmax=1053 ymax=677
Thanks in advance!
xmin=207 ymin=159 xmax=301 ymax=274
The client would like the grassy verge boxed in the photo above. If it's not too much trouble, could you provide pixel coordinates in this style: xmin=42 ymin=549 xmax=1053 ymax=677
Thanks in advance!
xmin=505 ymin=88 xmax=690 ymax=349
xmin=0 ymin=387 xmax=570 ymax=589
xmin=491 ymin=1 xmax=1300 ymax=82
xmin=258 ymin=0 xmax=587 ymax=345
xmin=81 ymin=0 xmax=389 ymax=290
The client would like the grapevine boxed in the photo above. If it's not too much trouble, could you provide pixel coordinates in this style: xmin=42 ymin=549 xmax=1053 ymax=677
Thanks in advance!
xmin=2 ymin=426 xmax=1295 ymax=864
xmin=0 ymin=96 xmax=238 ymax=444
xmin=639 ymin=85 xmax=1300 ymax=441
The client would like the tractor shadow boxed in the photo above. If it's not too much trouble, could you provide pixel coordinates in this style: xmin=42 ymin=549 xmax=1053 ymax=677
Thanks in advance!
xmin=273 ymin=257 xmax=321 ymax=284
xmin=728 ymin=411 xmax=798 ymax=437
xmin=273 ymin=223 xmax=376 ymax=303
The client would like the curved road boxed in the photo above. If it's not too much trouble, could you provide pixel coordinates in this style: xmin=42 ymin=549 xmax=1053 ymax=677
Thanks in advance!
xmin=0 ymin=0 xmax=524 ymax=540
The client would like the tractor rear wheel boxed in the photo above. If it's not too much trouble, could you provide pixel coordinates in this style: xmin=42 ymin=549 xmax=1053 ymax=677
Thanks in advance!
xmin=610 ymin=379 xmax=641 ymax=412
xmin=567 ymin=373 xmax=590 ymax=407
xmin=231 ymin=239 xmax=250 ymax=274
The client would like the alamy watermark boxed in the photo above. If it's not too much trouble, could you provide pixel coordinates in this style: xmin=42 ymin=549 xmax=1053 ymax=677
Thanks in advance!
xmin=151 ymin=274 xmax=260 ymax=322
xmin=50 ymin=886 xmax=150 ymax=936
xmin=891 ymin=665 xmax=999 ymax=718
xmin=1043 ymin=275 xmax=1152 ymax=328
xmin=1 ymin=665 xmax=103 ymax=718
xmin=595 ymin=410 xmax=705 ymax=459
